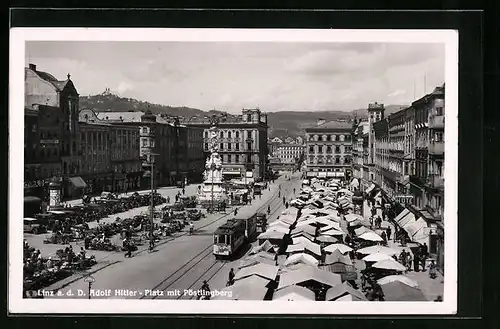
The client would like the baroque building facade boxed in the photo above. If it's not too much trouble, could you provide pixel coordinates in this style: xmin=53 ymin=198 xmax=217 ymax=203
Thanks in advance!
xmin=304 ymin=119 xmax=353 ymax=180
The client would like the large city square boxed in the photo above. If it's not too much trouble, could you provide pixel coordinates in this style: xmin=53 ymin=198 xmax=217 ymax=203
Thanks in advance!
xmin=18 ymin=38 xmax=448 ymax=306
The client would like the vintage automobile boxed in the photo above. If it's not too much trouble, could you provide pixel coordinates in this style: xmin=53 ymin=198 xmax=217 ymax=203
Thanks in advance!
xmin=23 ymin=218 xmax=47 ymax=234
xmin=180 ymin=196 xmax=197 ymax=208
xmin=186 ymin=208 xmax=203 ymax=221
xmin=171 ymin=202 xmax=185 ymax=212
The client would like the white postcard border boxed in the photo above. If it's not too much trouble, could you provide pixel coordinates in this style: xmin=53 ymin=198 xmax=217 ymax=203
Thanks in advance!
xmin=9 ymin=28 xmax=458 ymax=315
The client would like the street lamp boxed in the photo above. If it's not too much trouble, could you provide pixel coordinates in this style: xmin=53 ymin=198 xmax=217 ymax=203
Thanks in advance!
xmin=83 ymin=275 xmax=95 ymax=299
xmin=144 ymin=152 xmax=159 ymax=251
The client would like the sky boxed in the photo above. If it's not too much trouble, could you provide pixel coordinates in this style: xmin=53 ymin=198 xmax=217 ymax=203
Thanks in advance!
xmin=26 ymin=41 xmax=445 ymax=114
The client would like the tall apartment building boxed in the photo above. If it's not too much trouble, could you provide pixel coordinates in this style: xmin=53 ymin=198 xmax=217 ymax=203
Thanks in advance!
xmin=351 ymin=120 xmax=370 ymax=190
xmin=305 ymin=119 xmax=353 ymax=180
xmin=182 ymin=109 xmax=269 ymax=181
xmin=24 ymin=64 xmax=83 ymax=199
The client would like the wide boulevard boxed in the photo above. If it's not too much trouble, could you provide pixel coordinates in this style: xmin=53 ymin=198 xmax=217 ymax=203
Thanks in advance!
xmin=44 ymin=172 xmax=302 ymax=299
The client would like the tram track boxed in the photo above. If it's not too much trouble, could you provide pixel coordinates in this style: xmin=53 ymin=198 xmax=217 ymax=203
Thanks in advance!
xmin=141 ymin=176 xmax=299 ymax=299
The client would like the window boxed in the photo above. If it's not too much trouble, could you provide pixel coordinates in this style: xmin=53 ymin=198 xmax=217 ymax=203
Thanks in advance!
xmin=228 ymin=131 xmax=232 ymax=138
xmin=436 ymin=107 xmax=443 ymax=116
xmin=205 ymin=131 xmax=208 ymax=138
xmin=335 ymin=146 xmax=340 ymax=153
xmin=335 ymin=157 xmax=340 ymax=164
xmin=227 ymin=143 xmax=232 ymax=150
xmin=318 ymin=135 xmax=323 ymax=141
xmin=318 ymin=146 xmax=323 ymax=153
xmin=309 ymin=146 xmax=314 ymax=153
xmin=434 ymin=131 xmax=444 ymax=142
xmin=247 ymin=131 xmax=252 ymax=139
xmin=220 ymin=143 xmax=224 ymax=150
xmin=220 ymin=131 xmax=224 ymax=138
xmin=326 ymin=146 xmax=332 ymax=154
xmin=326 ymin=135 xmax=331 ymax=141
xmin=247 ymin=142 xmax=252 ymax=150
xmin=204 ymin=143 xmax=208 ymax=150
xmin=227 ymin=155 xmax=232 ymax=163
xmin=236 ymin=143 xmax=240 ymax=150
xmin=235 ymin=154 xmax=239 ymax=163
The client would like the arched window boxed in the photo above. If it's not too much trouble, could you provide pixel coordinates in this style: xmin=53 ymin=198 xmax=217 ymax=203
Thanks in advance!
xmin=228 ymin=131 xmax=232 ymax=138
xmin=236 ymin=131 xmax=240 ymax=138
xmin=220 ymin=131 xmax=224 ymax=138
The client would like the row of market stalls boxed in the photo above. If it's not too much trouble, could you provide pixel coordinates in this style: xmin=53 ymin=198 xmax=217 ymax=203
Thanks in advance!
xmin=214 ymin=180 xmax=429 ymax=301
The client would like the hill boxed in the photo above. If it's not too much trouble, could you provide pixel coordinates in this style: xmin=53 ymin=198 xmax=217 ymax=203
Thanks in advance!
xmin=78 ymin=92 xmax=406 ymax=138
xmin=266 ymin=105 xmax=407 ymax=138
xmin=79 ymin=91 xmax=206 ymax=118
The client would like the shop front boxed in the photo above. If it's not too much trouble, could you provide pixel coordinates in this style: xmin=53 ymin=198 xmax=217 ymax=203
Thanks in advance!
xmin=66 ymin=176 xmax=87 ymax=199
xmin=222 ymin=166 xmax=243 ymax=181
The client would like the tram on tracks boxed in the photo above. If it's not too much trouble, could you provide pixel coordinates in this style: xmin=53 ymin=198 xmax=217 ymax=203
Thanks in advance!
xmin=213 ymin=214 xmax=257 ymax=259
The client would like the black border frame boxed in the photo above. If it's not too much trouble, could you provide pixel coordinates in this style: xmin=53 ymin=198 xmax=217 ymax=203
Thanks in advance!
xmin=5 ymin=6 xmax=492 ymax=329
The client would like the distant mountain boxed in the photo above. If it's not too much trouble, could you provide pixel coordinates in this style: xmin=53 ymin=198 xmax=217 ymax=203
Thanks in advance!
xmin=78 ymin=91 xmax=406 ymax=138
xmin=266 ymin=105 xmax=407 ymax=138
xmin=79 ymin=91 xmax=206 ymax=118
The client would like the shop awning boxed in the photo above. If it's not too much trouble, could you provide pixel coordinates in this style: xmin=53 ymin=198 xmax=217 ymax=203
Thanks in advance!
xmin=24 ymin=196 xmax=41 ymax=203
xmin=318 ymin=172 xmax=327 ymax=178
xmin=306 ymin=172 xmax=317 ymax=177
xmin=326 ymin=172 xmax=335 ymax=177
xmin=69 ymin=176 xmax=87 ymax=189
xmin=394 ymin=208 xmax=410 ymax=223
xmin=223 ymin=171 xmax=241 ymax=175
xmin=365 ymin=184 xmax=376 ymax=194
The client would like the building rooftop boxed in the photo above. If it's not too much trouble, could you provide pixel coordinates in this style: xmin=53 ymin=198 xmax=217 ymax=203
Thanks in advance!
xmin=306 ymin=120 xmax=353 ymax=131
xmin=27 ymin=66 xmax=71 ymax=91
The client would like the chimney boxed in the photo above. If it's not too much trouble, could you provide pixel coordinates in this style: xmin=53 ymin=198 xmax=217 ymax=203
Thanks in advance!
xmin=317 ymin=118 xmax=326 ymax=126
xmin=29 ymin=63 xmax=37 ymax=71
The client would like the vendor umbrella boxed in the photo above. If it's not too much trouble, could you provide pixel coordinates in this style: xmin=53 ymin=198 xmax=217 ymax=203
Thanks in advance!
xmin=316 ymin=235 xmax=338 ymax=244
xmin=380 ymin=281 xmax=427 ymax=301
xmin=357 ymin=245 xmax=399 ymax=256
xmin=378 ymin=275 xmax=419 ymax=288
xmin=324 ymin=243 xmax=353 ymax=254
xmin=358 ymin=231 xmax=383 ymax=242
xmin=373 ymin=258 xmax=406 ymax=271
xmin=362 ymin=253 xmax=393 ymax=262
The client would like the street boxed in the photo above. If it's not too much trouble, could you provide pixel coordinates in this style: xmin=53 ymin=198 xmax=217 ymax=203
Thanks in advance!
xmin=42 ymin=173 xmax=301 ymax=299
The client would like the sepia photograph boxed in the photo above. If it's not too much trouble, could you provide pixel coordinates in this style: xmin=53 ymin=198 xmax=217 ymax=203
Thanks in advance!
xmin=9 ymin=28 xmax=458 ymax=314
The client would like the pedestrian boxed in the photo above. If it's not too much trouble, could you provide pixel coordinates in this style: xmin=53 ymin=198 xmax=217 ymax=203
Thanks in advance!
xmin=399 ymin=250 xmax=407 ymax=267
xmin=413 ymin=249 xmax=420 ymax=272
xmin=182 ymin=187 xmax=185 ymax=195
xmin=420 ymin=243 xmax=428 ymax=271
xmin=369 ymin=216 xmax=374 ymax=229
xmin=282 ymin=196 xmax=286 ymax=205
xmin=386 ymin=226 xmax=392 ymax=240
xmin=429 ymin=260 xmax=437 ymax=279
xmin=406 ymin=252 xmax=413 ymax=272
xmin=228 ymin=268 xmax=235 ymax=286
xmin=285 ymin=202 xmax=289 ymax=209
xmin=381 ymin=231 xmax=387 ymax=245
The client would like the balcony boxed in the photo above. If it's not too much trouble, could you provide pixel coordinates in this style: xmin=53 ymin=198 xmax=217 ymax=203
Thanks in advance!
xmin=429 ymin=115 xmax=444 ymax=129
xmin=428 ymin=142 xmax=444 ymax=155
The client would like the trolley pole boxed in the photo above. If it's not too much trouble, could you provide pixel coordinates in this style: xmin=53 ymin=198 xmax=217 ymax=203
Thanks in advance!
xmin=149 ymin=153 xmax=159 ymax=251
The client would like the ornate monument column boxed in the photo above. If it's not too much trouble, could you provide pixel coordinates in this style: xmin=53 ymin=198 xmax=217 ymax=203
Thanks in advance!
xmin=197 ymin=116 xmax=228 ymax=208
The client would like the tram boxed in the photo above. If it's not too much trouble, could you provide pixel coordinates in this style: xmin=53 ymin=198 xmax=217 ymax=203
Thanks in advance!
xmin=213 ymin=214 xmax=257 ymax=259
